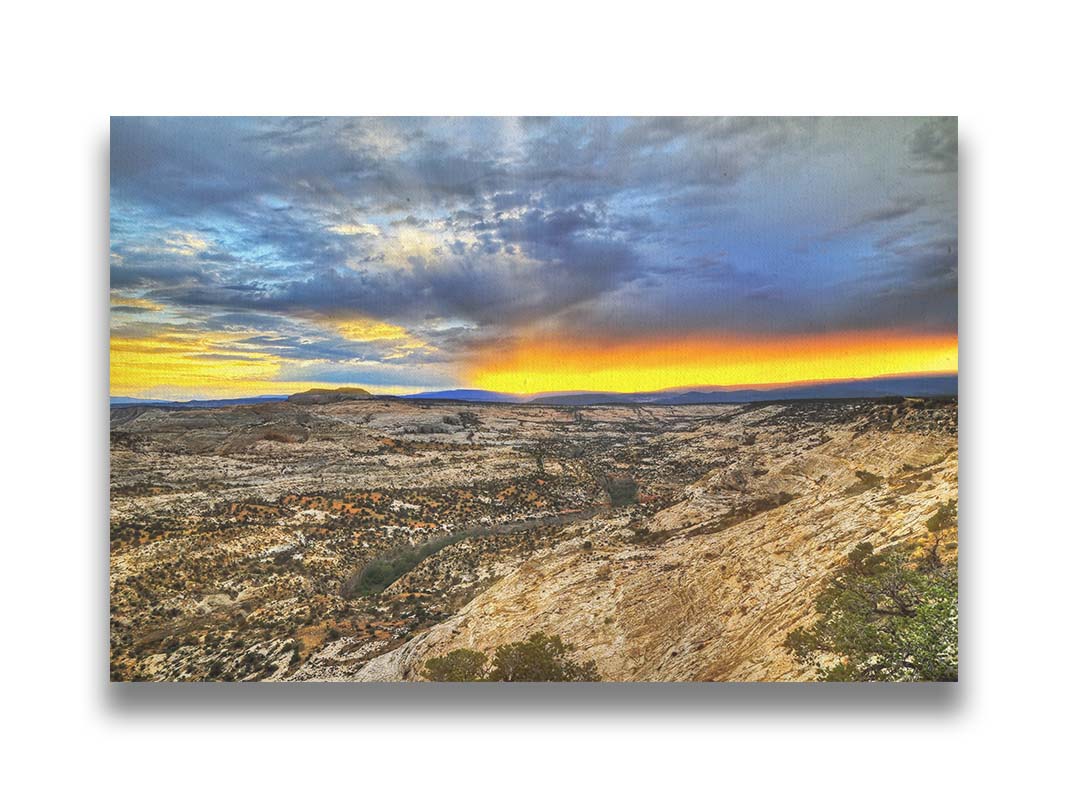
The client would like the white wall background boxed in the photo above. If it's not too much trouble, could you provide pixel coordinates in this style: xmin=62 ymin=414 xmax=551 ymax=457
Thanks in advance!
xmin=2 ymin=2 xmax=1064 ymax=797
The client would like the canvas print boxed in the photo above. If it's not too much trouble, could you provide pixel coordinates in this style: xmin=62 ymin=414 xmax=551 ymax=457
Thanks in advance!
xmin=109 ymin=117 xmax=958 ymax=682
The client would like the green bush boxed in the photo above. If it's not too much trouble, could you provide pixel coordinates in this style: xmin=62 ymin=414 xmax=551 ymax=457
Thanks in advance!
xmin=926 ymin=500 xmax=958 ymax=532
xmin=422 ymin=632 xmax=600 ymax=682
xmin=423 ymin=648 xmax=488 ymax=681
xmin=342 ymin=531 xmax=468 ymax=597
xmin=786 ymin=521 xmax=958 ymax=682
xmin=601 ymin=474 xmax=638 ymax=507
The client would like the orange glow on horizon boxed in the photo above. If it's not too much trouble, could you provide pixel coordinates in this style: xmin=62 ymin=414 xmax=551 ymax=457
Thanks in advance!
xmin=466 ymin=331 xmax=958 ymax=395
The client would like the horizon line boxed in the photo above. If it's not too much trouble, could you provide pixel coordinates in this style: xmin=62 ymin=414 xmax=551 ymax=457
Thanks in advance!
xmin=110 ymin=370 xmax=959 ymax=404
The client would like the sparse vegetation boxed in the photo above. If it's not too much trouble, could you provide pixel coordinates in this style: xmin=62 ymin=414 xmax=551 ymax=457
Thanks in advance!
xmin=600 ymin=474 xmax=639 ymax=507
xmin=845 ymin=469 xmax=883 ymax=495
xmin=422 ymin=648 xmax=489 ymax=681
xmin=926 ymin=499 xmax=957 ymax=533
xmin=422 ymin=632 xmax=600 ymax=682
xmin=786 ymin=503 xmax=958 ymax=681
xmin=109 ymin=395 xmax=957 ymax=682
xmin=342 ymin=533 xmax=467 ymax=596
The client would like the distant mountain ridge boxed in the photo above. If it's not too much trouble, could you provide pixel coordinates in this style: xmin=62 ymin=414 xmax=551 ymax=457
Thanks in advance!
xmin=109 ymin=395 xmax=288 ymax=408
xmin=110 ymin=374 xmax=957 ymax=409
xmin=400 ymin=389 xmax=523 ymax=403
xmin=405 ymin=374 xmax=958 ymax=405
xmin=645 ymin=374 xmax=958 ymax=405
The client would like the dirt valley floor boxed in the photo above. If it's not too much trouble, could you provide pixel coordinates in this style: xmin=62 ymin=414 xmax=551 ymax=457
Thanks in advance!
xmin=109 ymin=396 xmax=957 ymax=681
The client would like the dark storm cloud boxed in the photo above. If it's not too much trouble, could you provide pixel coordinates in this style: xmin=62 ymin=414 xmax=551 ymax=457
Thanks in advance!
xmin=850 ymin=197 xmax=926 ymax=228
xmin=111 ymin=117 xmax=957 ymax=386
xmin=110 ymin=262 xmax=212 ymax=290
xmin=155 ymin=226 xmax=638 ymax=330
xmin=908 ymin=117 xmax=958 ymax=175
xmin=817 ymin=197 xmax=926 ymax=242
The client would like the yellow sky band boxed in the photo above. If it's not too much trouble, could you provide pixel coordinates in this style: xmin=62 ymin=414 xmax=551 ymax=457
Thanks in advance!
xmin=111 ymin=327 xmax=957 ymax=400
xmin=466 ymin=331 xmax=958 ymax=395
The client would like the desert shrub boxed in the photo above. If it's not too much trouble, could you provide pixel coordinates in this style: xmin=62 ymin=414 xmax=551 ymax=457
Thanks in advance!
xmin=845 ymin=470 xmax=884 ymax=496
xmin=601 ymin=474 xmax=639 ymax=507
xmin=342 ymin=531 xmax=468 ymax=596
xmin=422 ymin=632 xmax=600 ymax=682
xmin=786 ymin=506 xmax=958 ymax=682
xmin=926 ymin=500 xmax=958 ymax=532
xmin=423 ymin=648 xmax=488 ymax=681
xmin=262 ymin=431 xmax=298 ymax=443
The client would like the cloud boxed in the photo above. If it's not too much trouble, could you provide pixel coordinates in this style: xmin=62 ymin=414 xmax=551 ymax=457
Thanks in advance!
xmin=110 ymin=117 xmax=957 ymax=397
xmin=819 ymin=197 xmax=926 ymax=241
xmin=908 ymin=117 xmax=958 ymax=174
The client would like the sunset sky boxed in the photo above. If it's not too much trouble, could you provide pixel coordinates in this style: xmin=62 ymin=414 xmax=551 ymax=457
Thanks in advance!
xmin=110 ymin=117 xmax=957 ymax=400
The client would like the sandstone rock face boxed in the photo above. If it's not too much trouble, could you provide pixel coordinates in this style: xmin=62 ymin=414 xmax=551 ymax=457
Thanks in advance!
xmin=111 ymin=395 xmax=955 ymax=682
xmin=355 ymin=413 xmax=957 ymax=682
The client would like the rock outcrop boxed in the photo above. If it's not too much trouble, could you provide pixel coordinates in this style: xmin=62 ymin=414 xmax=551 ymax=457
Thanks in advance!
xmin=287 ymin=387 xmax=372 ymax=404
xmin=354 ymin=419 xmax=957 ymax=682
xmin=110 ymin=395 xmax=956 ymax=682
